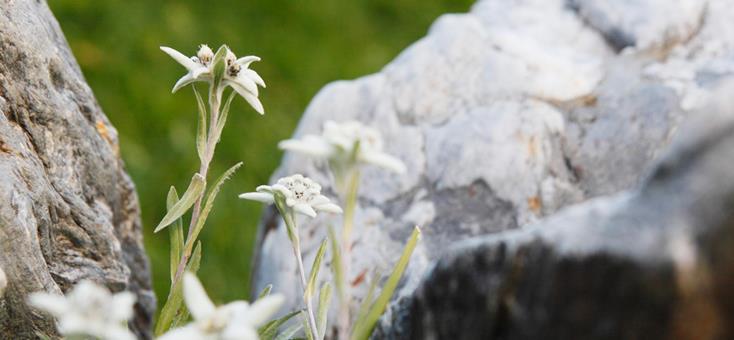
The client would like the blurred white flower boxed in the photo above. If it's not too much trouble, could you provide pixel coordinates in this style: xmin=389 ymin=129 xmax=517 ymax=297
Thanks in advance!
xmin=159 ymin=273 xmax=284 ymax=340
xmin=28 ymin=280 xmax=136 ymax=340
xmin=278 ymin=120 xmax=406 ymax=174
xmin=160 ymin=44 xmax=266 ymax=114
xmin=239 ymin=174 xmax=342 ymax=218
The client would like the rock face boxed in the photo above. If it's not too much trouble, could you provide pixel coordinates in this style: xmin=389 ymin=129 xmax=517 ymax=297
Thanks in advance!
xmin=251 ymin=0 xmax=734 ymax=337
xmin=376 ymin=84 xmax=734 ymax=339
xmin=0 ymin=1 xmax=153 ymax=338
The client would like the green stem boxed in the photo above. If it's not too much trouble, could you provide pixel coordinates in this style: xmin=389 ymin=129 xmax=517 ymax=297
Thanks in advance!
xmin=282 ymin=208 xmax=321 ymax=340
xmin=338 ymin=169 xmax=360 ymax=340
xmin=172 ymin=85 xmax=221 ymax=286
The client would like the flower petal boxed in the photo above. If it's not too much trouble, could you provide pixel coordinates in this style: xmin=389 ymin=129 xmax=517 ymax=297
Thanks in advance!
xmin=315 ymin=202 xmax=343 ymax=214
xmin=222 ymin=324 xmax=259 ymax=340
xmin=243 ymin=69 xmax=266 ymax=88
xmin=172 ymin=73 xmax=196 ymax=93
xmin=157 ymin=324 xmax=208 ymax=340
xmin=238 ymin=294 xmax=284 ymax=327
xmin=160 ymin=46 xmax=199 ymax=71
xmin=28 ymin=292 xmax=69 ymax=316
xmin=360 ymin=151 xmax=407 ymax=174
xmin=227 ymin=74 xmax=259 ymax=97
xmin=231 ymin=84 xmax=265 ymax=114
xmin=110 ymin=291 xmax=136 ymax=322
xmin=293 ymin=203 xmax=317 ymax=218
xmin=236 ymin=55 xmax=261 ymax=68
xmin=183 ymin=272 xmax=216 ymax=321
xmin=238 ymin=192 xmax=275 ymax=204
xmin=278 ymin=136 xmax=334 ymax=158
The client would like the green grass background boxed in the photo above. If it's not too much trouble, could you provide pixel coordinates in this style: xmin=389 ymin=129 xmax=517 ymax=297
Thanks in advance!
xmin=49 ymin=0 xmax=473 ymax=310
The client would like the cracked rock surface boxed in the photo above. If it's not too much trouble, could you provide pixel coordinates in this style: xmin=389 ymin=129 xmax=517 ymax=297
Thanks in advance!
xmin=251 ymin=0 xmax=734 ymax=337
xmin=0 ymin=1 xmax=153 ymax=338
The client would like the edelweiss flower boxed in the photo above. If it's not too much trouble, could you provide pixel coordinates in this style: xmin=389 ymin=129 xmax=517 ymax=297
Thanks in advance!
xmin=159 ymin=273 xmax=284 ymax=340
xmin=28 ymin=280 xmax=136 ymax=340
xmin=278 ymin=120 xmax=406 ymax=174
xmin=160 ymin=44 xmax=266 ymax=114
xmin=239 ymin=174 xmax=342 ymax=218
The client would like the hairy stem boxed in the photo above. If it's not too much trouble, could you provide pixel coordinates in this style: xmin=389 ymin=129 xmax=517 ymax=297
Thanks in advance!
xmin=284 ymin=210 xmax=321 ymax=340
xmin=338 ymin=169 xmax=360 ymax=340
xmin=172 ymin=85 xmax=221 ymax=285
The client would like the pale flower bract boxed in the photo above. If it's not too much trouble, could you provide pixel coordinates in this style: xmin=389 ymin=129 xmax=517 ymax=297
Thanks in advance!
xmin=239 ymin=174 xmax=342 ymax=218
xmin=28 ymin=280 xmax=136 ymax=340
xmin=158 ymin=272 xmax=284 ymax=340
xmin=278 ymin=120 xmax=407 ymax=174
xmin=160 ymin=44 xmax=266 ymax=114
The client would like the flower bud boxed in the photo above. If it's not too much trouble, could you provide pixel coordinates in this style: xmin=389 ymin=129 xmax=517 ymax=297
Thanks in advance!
xmin=197 ymin=44 xmax=214 ymax=64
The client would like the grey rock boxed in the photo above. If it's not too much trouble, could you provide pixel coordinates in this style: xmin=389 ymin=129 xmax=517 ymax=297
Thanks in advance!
xmin=251 ymin=0 xmax=734 ymax=337
xmin=376 ymin=81 xmax=734 ymax=339
xmin=0 ymin=1 xmax=153 ymax=338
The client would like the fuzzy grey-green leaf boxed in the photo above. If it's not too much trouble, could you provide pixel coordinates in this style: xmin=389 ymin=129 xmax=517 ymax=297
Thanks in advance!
xmin=166 ymin=187 xmax=184 ymax=281
xmin=193 ymin=86 xmax=208 ymax=162
xmin=316 ymin=283 xmax=332 ymax=340
xmin=155 ymin=173 xmax=205 ymax=233
xmin=351 ymin=226 xmax=421 ymax=340
xmin=306 ymin=238 xmax=328 ymax=299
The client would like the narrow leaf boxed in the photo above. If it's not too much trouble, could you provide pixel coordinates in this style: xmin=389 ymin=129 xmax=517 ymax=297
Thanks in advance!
xmin=351 ymin=226 xmax=421 ymax=340
xmin=155 ymin=173 xmax=206 ymax=233
xmin=185 ymin=162 xmax=243 ymax=252
xmin=258 ymin=310 xmax=302 ymax=340
xmin=167 ymin=187 xmax=185 ymax=282
xmin=317 ymin=283 xmax=332 ymax=340
xmin=193 ymin=86 xmax=208 ymax=161
xmin=214 ymin=91 xmax=237 ymax=143
xmin=306 ymin=238 xmax=328 ymax=299
xmin=274 ymin=323 xmax=303 ymax=340
xmin=155 ymin=241 xmax=202 ymax=335
xmin=211 ymin=45 xmax=228 ymax=89
xmin=302 ymin=311 xmax=315 ymax=340
xmin=258 ymin=284 xmax=273 ymax=299
xmin=355 ymin=271 xmax=380 ymax=323
xmin=328 ymin=226 xmax=344 ymax=300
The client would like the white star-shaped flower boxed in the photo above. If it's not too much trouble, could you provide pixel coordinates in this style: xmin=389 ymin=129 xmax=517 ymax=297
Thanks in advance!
xmin=160 ymin=44 xmax=266 ymax=114
xmin=28 ymin=280 xmax=136 ymax=340
xmin=278 ymin=120 xmax=406 ymax=174
xmin=159 ymin=273 xmax=284 ymax=340
xmin=239 ymin=174 xmax=342 ymax=218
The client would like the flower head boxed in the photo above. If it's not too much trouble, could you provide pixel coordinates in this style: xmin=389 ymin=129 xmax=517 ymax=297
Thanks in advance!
xmin=239 ymin=174 xmax=342 ymax=218
xmin=278 ymin=120 xmax=406 ymax=174
xmin=160 ymin=44 xmax=266 ymax=114
xmin=28 ymin=280 xmax=136 ymax=340
xmin=159 ymin=273 xmax=284 ymax=340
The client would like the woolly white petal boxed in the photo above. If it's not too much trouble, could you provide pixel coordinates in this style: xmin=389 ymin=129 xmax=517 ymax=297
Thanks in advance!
xmin=278 ymin=136 xmax=334 ymax=158
xmin=239 ymin=192 xmax=275 ymax=204
xmin=222 ymin=324 xmax=258 ymax=340
xmin=227 ymin=74 xmax=259 ymax=97
xmin=183 ymin=273 xmax=216 ymax=321
xmin=236 ymin=55 xmax=261 ymax=68
xmin=239 ymin=294 xmax=284 ymax=327
xmin=242 ymin=91 xmax=265 ymax=115
xmin=315 ymin=202 xmax=343 ymax=214
xmin=172 ymin=73 xmax=196 ymax=93
xmin=110 ymin=291 xmax=136 ymax=321
xmin=28 ymin=292 xmax=69 ymax=316
xmin=157 ymin=324 xmax=209 ymax=340
xmin=293 ymin=203 xmax=317 ymax=218
xmin=243 ymin=69 xmax=266 ymax=88
xmin=255 ymin=185 xmax=274 ymax=193
xmin=160 ymin=46 xmax=199 ymax=71
xmin=361 ymin=151 xmax=407 ymax=174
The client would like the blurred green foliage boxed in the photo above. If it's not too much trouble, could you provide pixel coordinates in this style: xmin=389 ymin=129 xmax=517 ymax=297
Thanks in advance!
xmin=49 ymin=0 xmax=472 ymax=311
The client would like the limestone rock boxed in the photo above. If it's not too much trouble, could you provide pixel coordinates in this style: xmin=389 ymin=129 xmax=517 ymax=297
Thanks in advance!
xmin=376 ymin=82 xmax=734 ymax=339
xmin=0 ymin=1 xmax=153 ymax=338
xmin=251 ymin=0 xmax=734 ymax=337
